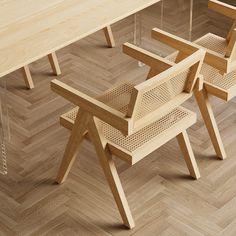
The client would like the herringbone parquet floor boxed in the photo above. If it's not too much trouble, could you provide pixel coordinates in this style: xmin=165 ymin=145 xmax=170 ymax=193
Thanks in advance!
xmin=1 ymin=0 xmax=236 ymax=235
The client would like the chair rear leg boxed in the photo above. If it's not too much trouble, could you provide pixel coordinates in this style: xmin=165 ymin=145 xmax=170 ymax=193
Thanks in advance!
xmin=88 ymin=119 xmax=135 ymax=229
xmin=194 ymin=88 xmax=226 ymax=160
xmin=48 ymin=52 xmax=61 ymax=76
xmin=56 ymin=110 xmax=91 ymax=184
xmin=177 ymin=130 xmax=200 ymax=179
xmin=103 ymin=26 xmax=115 ymax=48
xmin=22 ymin=65 xmax=34 ymax=89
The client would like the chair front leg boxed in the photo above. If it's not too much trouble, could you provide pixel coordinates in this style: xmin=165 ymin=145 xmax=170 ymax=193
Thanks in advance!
xmin=22 ymin=65 xmax=34 ymax=89
xmin=103 ymin=26 xmax=115 ymax=48
xmin=177 ymin=130 xmax=200 ymax=179
xmin=48 ymin=52 xmax=61 ymax=76
xmin=56 ymin=109 xmax=91 ymax=184
xmin=194 ymin=87 xmax=226 ymax=160
xmin=88 ymin=119 xmax=135 ymax=229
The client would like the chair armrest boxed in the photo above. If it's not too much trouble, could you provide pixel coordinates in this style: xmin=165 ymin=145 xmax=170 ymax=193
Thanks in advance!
xmin=135 ymin=49 xmax=205 ymax=93
xmin=51 ymin=79 xmax=131 ymax=135
xmin=208 ymin=0 xmax=236 ymax=19
xmin=123 ymin=42 xmax=174 ymax=72
xmin=152 ymin=28 xmax=230 ymax=73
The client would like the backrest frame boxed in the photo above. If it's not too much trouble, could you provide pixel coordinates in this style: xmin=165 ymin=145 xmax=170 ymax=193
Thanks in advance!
xmin=126 ymin=50 xmax=205 ymax=132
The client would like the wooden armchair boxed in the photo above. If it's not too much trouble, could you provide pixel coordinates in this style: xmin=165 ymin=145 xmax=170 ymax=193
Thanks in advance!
xmin=51 ymin=45 xmax=205 ymax=228
xmin=23 ymin=26 xmax=114 ymax=89
xmin=151 ymin=26 xmax=227 ymax=160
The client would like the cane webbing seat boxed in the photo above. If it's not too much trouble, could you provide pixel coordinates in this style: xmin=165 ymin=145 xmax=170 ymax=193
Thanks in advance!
xmin=195 ymin=33 xmax=227 ymax=56
xmin=200 ymin=63 xmax=236 ymax=100
xmin=60 ymin=87 xmax=196 ymax=165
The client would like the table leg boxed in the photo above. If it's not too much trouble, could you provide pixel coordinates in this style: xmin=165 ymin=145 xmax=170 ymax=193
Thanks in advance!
xmin=189 ymin=0 xmax=193 ymax=41
xmin=134 ymin=0 xmax=165 ymax=68
xmin=0 ymin=79 xmax=10 ymax=175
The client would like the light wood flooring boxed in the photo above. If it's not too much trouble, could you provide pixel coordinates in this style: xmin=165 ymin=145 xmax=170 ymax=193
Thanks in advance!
xmin=1 ymin=0 xmax=236 ymax=235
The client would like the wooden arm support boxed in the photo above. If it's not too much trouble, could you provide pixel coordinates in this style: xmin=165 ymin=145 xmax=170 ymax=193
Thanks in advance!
xmin=152 ymin=28 xmax=230 ymax=73
xmin=51 ymin=79 xmax=131 ymax=135
xmin=123 ymin=42 xmax=174 ymax=72
xmin=208 ymin=0 xmax=236 ymax=19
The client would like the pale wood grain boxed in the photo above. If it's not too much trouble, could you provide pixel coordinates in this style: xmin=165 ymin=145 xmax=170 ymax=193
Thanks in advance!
xmin=0 ymin=0 xmax=160 ymax=78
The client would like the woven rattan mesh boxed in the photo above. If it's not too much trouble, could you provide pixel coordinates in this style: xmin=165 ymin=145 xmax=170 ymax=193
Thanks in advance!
xmin=64 ymin=107 xmax=191 ymax=152
xmin=165 ymin=45 xmax=236 ymax=91
xmin=65 ymin=107 xmax=79 ymax=121
xmin=98 ymin=83 xmax=134 ymax=114
xmin=195 ymin=34 xmax=227 ymax=56
xmin=201 ymin=63 xmax=236 ymax=90
xmin=65 ymin=80 xmax=191 ymax=123
xmin=134 ymin=69 xmax=190 ymax=120
xmin=195 ymin=34 xmax=236 ymax=90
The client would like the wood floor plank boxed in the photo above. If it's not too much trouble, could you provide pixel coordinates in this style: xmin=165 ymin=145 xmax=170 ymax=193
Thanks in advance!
xmin=0 ymin=0 xmax=236 ymax=235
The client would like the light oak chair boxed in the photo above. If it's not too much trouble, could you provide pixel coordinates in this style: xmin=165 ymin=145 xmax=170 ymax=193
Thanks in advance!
xmin=151 ymin=22 xmax=230 ymax=160
xmin=51 ymin=44 xmax=205 ymax=228
xmin=23 ymin=26 xmax=115 ymax=89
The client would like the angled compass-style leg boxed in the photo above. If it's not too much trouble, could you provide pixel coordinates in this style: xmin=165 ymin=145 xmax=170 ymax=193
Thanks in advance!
xmin=88 ymin=118 xmax=135 ymax=229
xmin=56 ymin=109 xmax=91 ymax=184
xmin=194 ymin=88 xmax=226 ymax=160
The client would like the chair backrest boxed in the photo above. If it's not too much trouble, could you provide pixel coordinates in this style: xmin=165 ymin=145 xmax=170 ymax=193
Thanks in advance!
xmin=126 ymin=49 xmax=205 ymax=132
xmin=51 ymin=49 xmax=204 ymax=136
xmin=208 ymin=0 xmax=236 ymax=62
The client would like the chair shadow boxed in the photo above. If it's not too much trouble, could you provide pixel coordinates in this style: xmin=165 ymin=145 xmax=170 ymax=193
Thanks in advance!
xmin=196 ymin=153 xmax=223 ymax=162
xmin=93 ymin=221 xmax=130 ymax=232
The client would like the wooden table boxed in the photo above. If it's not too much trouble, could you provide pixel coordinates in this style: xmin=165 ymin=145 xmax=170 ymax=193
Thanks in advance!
xmin=0 ymin=0 xmax=161 ymax=78
xmin=0 ymin=0 xmax=161 ymax=174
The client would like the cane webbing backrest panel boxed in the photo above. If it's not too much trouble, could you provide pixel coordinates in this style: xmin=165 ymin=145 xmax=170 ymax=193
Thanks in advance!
xmin=63 ymin=83 xmax=134 ymax=121
xmin=195 ymin=34 xmax=227 ymax=56
xmin=201 ymin=63 xmax=236 ymax=90
xmin=133 ymin=69 xmax=190 ymax=121
xmin=97 ymin=83 xmax=133 ymax=114
xmin=194 ymin=32 xmax=236 ymax=93
xmin=165 ymin=48 xmax=236 ymax=97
